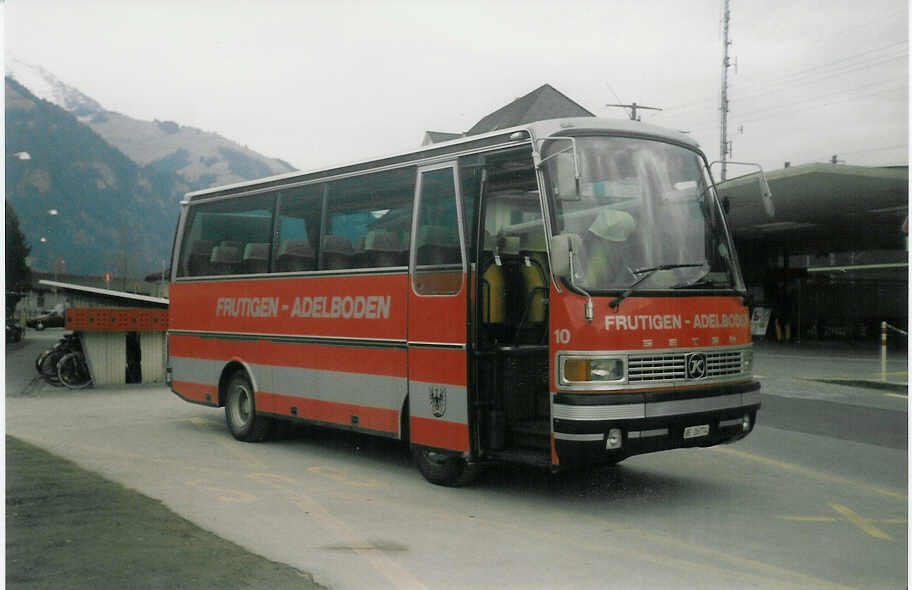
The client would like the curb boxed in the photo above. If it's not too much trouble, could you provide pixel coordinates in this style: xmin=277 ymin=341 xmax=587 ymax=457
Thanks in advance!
xmin=808 ymin=378 xmax=908 ymax=394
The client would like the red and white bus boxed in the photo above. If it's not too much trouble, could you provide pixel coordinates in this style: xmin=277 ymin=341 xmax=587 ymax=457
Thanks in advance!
xmin=167 ymin=117 xmax=761 ymax=486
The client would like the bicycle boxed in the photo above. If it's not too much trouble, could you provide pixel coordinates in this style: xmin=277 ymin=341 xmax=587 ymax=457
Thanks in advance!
xmin=57 ymin=349 xmax=92 ymax=389
xmin=35 ymin=333 xmax=92 ymax=388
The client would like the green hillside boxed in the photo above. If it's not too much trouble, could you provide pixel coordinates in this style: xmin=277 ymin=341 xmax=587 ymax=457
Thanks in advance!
xmin=5 ymin=77 xmax=184 ymax=277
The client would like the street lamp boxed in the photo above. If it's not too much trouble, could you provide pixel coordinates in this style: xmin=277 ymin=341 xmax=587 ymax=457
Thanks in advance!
xmin=39 ymin=208 xmax=59 ymax=274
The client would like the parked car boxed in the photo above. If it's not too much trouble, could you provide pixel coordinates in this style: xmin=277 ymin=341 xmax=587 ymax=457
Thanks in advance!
xmin=6 ymin=317 xmax=23 ymax=343
xmin=27 ymin=310 xmax=65 ymax=330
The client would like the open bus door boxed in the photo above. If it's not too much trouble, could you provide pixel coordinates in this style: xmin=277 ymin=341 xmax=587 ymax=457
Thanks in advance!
xmin=407 ymin=162 xmax=474 ymax=485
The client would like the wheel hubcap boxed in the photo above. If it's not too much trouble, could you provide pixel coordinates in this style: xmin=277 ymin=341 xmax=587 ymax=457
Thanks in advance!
xmin=232 ymin=385 xmax=251 ymax=426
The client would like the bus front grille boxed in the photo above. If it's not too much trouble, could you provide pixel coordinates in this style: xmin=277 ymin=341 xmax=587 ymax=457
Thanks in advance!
xmin=627 ymin=349 xmax=747 ymax=383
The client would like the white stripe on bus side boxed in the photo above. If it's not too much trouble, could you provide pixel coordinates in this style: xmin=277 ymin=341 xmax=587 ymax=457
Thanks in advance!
xmin=171 ymin=356 xmax=406 ymax=412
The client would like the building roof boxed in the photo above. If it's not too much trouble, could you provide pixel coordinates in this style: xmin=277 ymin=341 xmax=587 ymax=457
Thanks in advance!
xmin=38 ymin=280 xmax=169 ymax=307
xmin=422 ymin=130 xmax=464 ymax=146
xmin=719 ymin=163 xmax=909 ymax=253
xmin=465 ymin=84 xmax=595 ymax=135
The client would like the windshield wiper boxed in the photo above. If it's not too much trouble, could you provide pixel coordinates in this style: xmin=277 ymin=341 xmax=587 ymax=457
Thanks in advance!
xmin=672 ymin=278 xmax=726 ymax=289
xmin=610 ymin=263 xmax=705 ymax=310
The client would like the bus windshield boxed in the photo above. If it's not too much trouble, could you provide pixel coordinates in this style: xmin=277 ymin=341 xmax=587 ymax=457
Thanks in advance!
xmin=543 ymin=136 xmax=745 ymax=293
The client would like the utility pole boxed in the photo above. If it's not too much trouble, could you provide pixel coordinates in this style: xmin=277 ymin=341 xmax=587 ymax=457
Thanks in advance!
xmin=720 ymin=0 xmax=732 ymax=181
xmin=606 ymin=102 xmax=662 ymax=122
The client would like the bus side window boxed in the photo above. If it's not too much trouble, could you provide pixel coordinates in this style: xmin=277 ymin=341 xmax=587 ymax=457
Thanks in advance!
xmin=458 ymin=158 xmax=483 ymax=263
xmin=325 ymin=167 xmax=415 ymax=271
xmin=275 ymin=184 xmax=323 ymax=273
xmin=177 ymin=192 xmax=275 ymax=278
xmin=414 ymin=165 xmax=464 ymax=295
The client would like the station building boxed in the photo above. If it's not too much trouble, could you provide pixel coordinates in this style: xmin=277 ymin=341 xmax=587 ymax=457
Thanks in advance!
xmin=429 ymin=84 xmax=909 ymax=347
xmin=719 ymin=164 xmax=908 ymax=346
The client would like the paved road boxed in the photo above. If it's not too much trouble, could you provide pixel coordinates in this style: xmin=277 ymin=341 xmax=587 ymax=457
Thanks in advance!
xmin=6 ymin=331 xmax=908 ymax=589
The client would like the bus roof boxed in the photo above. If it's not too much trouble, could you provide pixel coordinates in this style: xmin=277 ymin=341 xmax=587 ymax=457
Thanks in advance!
xmin=185 ymin=117 xmax=700 ymax=202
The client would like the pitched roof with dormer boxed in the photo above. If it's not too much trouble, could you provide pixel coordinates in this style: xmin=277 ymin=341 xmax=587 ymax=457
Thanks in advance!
xmin=465 ymin=84 xmax=595 ymax=136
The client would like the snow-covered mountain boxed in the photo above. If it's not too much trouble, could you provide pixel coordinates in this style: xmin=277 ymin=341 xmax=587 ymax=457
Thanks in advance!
xmin=5 ymin=57 xmax=104 ymax=119
xmin=5 ymin=57 xmax=295 ymax=189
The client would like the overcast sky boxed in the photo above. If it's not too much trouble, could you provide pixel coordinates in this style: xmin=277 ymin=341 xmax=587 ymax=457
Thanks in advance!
xmin=5 ymin=0 xmax=909 ymax=175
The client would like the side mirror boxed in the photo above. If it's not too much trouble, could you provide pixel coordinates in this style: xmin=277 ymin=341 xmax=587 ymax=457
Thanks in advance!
xmin=535 ymin=138 xmax=581 ymax=200
xmin=550 ymin=232 xmax=593 ymax=322
xmin=549 ymin=233 xmax=582 ymax=279
xmin=709 ymin=160 xmax=775 ymax=219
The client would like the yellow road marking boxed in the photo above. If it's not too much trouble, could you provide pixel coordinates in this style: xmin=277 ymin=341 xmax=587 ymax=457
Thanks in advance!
xmin=218 ymin=439 xmax=269 ymax=470
xmin=617 ymin=525 xmax=856 ymax=589
xmin=778 ymin=504 xmax=906 ymax=541
xmin=460 ymin=510 xmax=854 ymax=589
xmin=780 ymin=516 xmax=839 ymax=522
xmin=188 ymin=415 xmax=270 ymax=470
xmin=781 ymin=515 xmax=908 ymax=525
xmin=23 ymin=435 xmax=854 ymax=589
xmin=712 ymin=447 xmax=906 ymax=501
xmin=186 ymin=479 xmax=257 ymax=503
xmin=306 ymin=464 xmax=384 ymax=488
xmin=828 ymin=504 xmax=895 ymax=541
xmin=246 ymin=468 xmax=850 ymax=588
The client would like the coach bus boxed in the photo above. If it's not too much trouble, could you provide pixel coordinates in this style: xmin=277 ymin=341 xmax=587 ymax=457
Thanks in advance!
xmin=167 ymin=117 xmax=761 ymax=486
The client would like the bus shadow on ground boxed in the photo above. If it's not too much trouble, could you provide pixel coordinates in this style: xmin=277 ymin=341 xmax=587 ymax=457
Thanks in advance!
xmin=475 ymin=458 xmax=727 ymax=507
xmin=266 ymin=422 xmax=724 ymax=506
xmin=270 ymin=421 xmax=415 ymax=469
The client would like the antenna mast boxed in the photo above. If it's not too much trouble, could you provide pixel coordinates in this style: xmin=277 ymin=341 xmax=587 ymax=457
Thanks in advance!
xmin=606 ymin=102 xmax=662 ymax=122
xmin=720 ymin=0 xmax=732 ymax=181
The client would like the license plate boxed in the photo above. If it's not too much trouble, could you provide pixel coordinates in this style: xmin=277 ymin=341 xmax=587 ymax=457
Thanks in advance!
xmin=683 ymin=424 xmax=710 ymax=439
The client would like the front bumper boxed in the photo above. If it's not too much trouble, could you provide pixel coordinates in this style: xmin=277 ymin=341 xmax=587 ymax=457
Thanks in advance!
xmin=552 ymin=380 xmax=761 ymax=466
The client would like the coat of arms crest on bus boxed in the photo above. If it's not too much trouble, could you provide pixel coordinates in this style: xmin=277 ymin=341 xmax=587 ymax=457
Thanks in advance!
xmin=428 ymin=385 xmax=447 ymax=418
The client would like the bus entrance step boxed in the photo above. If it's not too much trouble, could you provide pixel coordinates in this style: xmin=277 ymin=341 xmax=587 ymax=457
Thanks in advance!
xmin=483 ymin=447 xmax=552 ymax=469
xmin=508 ymin=420 xmax=550 ymax=450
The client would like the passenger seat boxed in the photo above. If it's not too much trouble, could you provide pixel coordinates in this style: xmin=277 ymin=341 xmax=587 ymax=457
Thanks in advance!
xmin=275 ymin=239 xmax=315 ymax=272
xmin=242 ymin=243 xmax=270 ymax=274
xmin=321 ymin=235 xmax=355 ymax=270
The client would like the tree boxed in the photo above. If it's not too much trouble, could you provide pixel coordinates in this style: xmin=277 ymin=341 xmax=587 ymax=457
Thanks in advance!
xmin=6 ymin=201 xmax=32 ymax=313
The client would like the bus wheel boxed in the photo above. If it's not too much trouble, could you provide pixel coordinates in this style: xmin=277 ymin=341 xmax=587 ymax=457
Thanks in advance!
xmin=411 ymin=445 xmax=477 ymax=487
xmin=224 ymin=372 xmax=272 ymax=442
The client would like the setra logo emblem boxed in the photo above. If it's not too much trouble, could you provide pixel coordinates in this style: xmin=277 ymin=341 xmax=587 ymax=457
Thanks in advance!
xmin=428 ymin=385 xmax=447 ymax=418
xmin=686 ymin=352 xmax=708 ymax=379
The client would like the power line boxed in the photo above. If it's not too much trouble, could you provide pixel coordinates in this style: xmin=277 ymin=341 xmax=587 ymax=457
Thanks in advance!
xmin=665 ymin=41 xmax=908 ymax=114
xmin=735 ymin=84 xmax=908 ymax=125
xmin=731 ymin=51 xmax=907 ymax=105
xmin=758 ymin=40 xmax=907 ymax=83
xmin=659 ymin=41 xmax=907 ymax=116
xmin=734 ymin=78 xmax=908 ymax=120
xmin=678 ymin=86 xmax=909 ymax=139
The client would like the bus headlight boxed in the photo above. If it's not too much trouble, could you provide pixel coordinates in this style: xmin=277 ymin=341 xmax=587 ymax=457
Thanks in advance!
xmin=561 ymin=357 xmax=625 ymax=384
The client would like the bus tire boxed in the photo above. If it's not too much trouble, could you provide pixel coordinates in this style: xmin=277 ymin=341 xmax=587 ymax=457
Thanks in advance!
xmin=224 ymin=372 xmax=272 ymax=442
xmin=411 ymin=445 xmax=477 ymax=487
